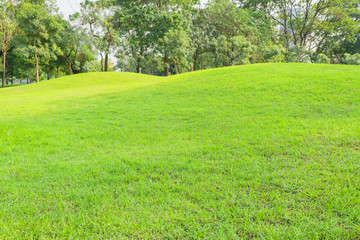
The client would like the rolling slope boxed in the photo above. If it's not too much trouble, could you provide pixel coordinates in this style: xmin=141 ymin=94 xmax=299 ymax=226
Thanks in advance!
xmin=0 ymin=63 xmax=359 ymax=239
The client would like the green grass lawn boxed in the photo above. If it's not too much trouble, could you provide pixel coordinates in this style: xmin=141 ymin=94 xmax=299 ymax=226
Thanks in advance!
xmin=2 ymin=85 xmax=19 ymax=88
xmin=0 ymin=63 xmax=359 ymax=239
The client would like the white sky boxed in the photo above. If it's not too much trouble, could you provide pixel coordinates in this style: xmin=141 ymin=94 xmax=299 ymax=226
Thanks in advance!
xmin=57 ymin=0 xmax=82 ymax=19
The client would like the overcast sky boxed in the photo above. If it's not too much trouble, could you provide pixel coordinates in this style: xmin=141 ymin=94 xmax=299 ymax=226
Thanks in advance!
xmin=57 ymin=0 xmax=82 ymax=19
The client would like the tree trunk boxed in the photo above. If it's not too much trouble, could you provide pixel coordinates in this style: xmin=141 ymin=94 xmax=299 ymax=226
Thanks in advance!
xmin=164 ymin=56 xmax=169 ymax=77
xmin=100 ymin=52 xmax=104 ymax=72
xmin=193 ymin=49 xmax=199 ymax=71
xmin=35 ymin=50 xmax=40 ymax=83
xmin=67 ymin=60 xmax=72 ymax=75
xmin=282 ymin=11 xmax=290 ymax=51
xmin=174 ymin=61 xmax=178 ymax=75
xmin=56 ymin=67 xmax=59 ymax=78
xmin=27 ymin=77 xmax=29 ymax=84
xmin=136 ymin=58 xmax=141 ymax=73
xmin=20 ymin=77 xmax=22 ymax=85
xmin=2 ymin=52 xmax=5 ymax=88
xmin=105 ymin=53 xmax=109 ymax=72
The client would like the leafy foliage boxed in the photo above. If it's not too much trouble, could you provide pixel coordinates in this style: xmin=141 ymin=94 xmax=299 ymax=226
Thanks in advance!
xmin=342 ymin=53 xmax=360 ymax=65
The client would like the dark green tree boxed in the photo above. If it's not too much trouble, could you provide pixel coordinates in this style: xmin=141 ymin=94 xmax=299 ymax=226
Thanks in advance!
xmin=16 ymin=3 xmax=62 ymax=82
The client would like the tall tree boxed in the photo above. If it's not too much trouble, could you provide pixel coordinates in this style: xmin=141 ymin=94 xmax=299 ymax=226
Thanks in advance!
xmin=238 ymin=0 xmax=359 ymax=54
xmin=75 ymin=0 xmax=119 ymax=72
xmin=332 ymin=1 xmax=360 ymax=61
xmin=115 ymin=0 xmax=191 ymax=75
xmin=10 ymin=46 xmax=34 ymax=83
xmin=57 ymin=19 xmax=84 ymax=75
xmin=189 ymin=7 xmax=214 ymax=71
xmin=212 ymin=35 xmax=255 ymax=67
xmin=159 ymin=30 xmax=190 ymax=75
xmin=16 ymin=3 xmax=62 ymax=82
xmin=0 ymin=2 xmax=17 ymax=88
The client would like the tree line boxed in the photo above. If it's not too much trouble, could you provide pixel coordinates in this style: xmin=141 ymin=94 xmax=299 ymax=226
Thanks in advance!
xmin=1 ymin=0 xmax=359 ymax=87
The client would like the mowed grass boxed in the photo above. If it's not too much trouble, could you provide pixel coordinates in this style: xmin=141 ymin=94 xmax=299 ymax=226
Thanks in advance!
xmin=0 ymin=63 xmax=360 ymax=239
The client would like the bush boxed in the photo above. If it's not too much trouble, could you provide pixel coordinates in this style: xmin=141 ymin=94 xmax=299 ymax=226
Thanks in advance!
xmin=263 ymin=45 xmax=286 ymax=63
xmin=315 ymin=54 xmax=330 ymax=64
xmin=287 ymin=46 xmax=311 ymax=63
xmin=342 ymin=53 xmax=360 ymax=65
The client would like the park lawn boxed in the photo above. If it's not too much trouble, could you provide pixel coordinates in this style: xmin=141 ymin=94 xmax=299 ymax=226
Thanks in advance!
xmin=0 ymin=63 xmax=359 ymax=239
xmin=2 ymin=85 xmax=18 ymax=88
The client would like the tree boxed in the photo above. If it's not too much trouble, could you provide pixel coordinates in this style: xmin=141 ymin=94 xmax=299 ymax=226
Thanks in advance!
xmin=208 ymin=0 xmax=253 ymax=39
xmin=115 ymin=5 xmax=152 ymax=74
xmin=75 ymin=0 xmax=119 ymax=72
xmin=239 ymin=0 xmax=359 ymax=55
xmin=333 ymin=2 xmax=360 ymax=60
xmin=17 ymin=3 xmax=62 ymax=82
xmin=0 ymin=2 xmax=17 ymax=88
xmin=115 ymin=0 xmax=190 ymax=75
xmin=212 ymin=35 xmax=255 ymax=67
xmin=71 ymin=44 xmax=98 ymax=74
xmin=159 ymin=30 xmax=190 ymax=75
xmin=57 ymin=20 xmax=83 ymax=75
xmin=9 ymin=47 xmax=34 ymax=83
xmin=189 ymin=7 xmax=214 ymax=71
xmin=195 ymin=0 xmax=261 ymax=67
xmin=115 ymin=52 xmax=137 ymax=72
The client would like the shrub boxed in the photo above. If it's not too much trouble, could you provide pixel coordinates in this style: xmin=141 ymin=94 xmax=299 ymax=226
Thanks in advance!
xmin=342 ymin=53 xmax=360 ymax=65
xmin=287 ymin=46 xmax=312 ymax=63
xmin=315 ymin=54 xmax=331 ymax=64
xmin=263 ymin=45 xmax=286 ymax=63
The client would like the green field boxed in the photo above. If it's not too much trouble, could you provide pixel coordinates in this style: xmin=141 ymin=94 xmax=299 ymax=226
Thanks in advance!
xmin=1 ymin=63 xmax=359 ymax=239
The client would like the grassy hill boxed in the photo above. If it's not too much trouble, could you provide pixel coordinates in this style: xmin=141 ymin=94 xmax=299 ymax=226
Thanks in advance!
xmin=0 ymin=63 xmax=359 ymax=239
